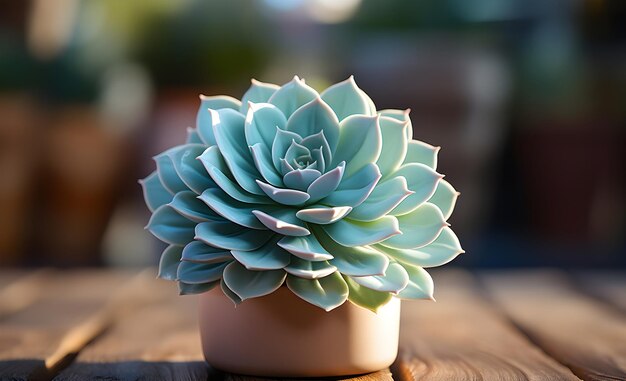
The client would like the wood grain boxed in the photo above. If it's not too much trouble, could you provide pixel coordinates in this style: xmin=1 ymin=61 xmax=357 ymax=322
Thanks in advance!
xmin=482 ymin=270 xmax=626 ymax=381
xmin=576 ymin=271 xmax=626 ymax=313
xmin=0 ymin=269 xmax=138 ymax=380
xmin=392 ymin=269 xmax=580 ymax=381
xmin=55 ymin=276 xmax=212 ymax=381
xmin=57 ymin=275 xmax=392 ymax=381
xmin=0 ymin=269 xmax=50 ymax=319
xmin=54 ymin=361 xmax=212 ymax=381
xmin=76 ymin=282 xmax=200 ymax=362
xmin=0 ymin=270 xmax=29 ymax=289
xmin=4 ymin=269 xmax=624 ymax=381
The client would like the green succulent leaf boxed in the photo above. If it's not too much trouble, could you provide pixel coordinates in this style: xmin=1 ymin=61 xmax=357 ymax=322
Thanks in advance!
xmin=250 ymin=143 xmax=284 ymax=187
xmin=378 ymin=109 xmax=412 ymax=140
xmin=158 ymin=245 xmax=182 ymax=280
xmin=301 ymin=131 xmax=332 ymax=165
xmin=252 ymin=209 xmax=310 ymax=236
xmin=279 ymin=158 xmax=295 ymax=176
xmin=199 ymin=94 xmax=242 ymax=111
xmin=309 ymin=148 xmax=326 ymax=173
xmin=284 ymin=169 xmax=321 ymax=191
xmin=230 ymin=237 xmax=291 ymax=270
xmin=179 ymin=280 xmax=219 ymax=295
xmin=185 ymin=127 xmax=203 ymax=145
xmin=220 ymin=278 xmax=242 ymax=305
xmin=268 ymin=76 xmax=319 ymax=118
xmin=331 ymin=115 xmax=382 ymax=177
xmin=195 ymin=220 xmax=274 ymax=251
xmin=211 ymin=108 xmax=263 ymax=195
xmin=374 ymin=227 xmax=463 ymax=268
xmin=140 ymin=171 xmax=173 ymax=212
xmin=343 ymin=275 xmax=392 ymax=313
xmin=428 ymin=179 xmax=459 ymax=220
xmin=350 ymin=262 xmax=409 ymax=293
xmin=320 ymin=76 xmax=376 ymax=121
xmin=286 ymin=97 xmax=340 ymax=153
xmin=147 ymin=205 xmax=196 ymax=246
xmin=271 ymin=128 xmax=303 ymax=170
xmin=285 ymin=256 xmax=337 ymax=279
xmin=382 ymin=202 xmax=446 ymax=250
xmin=321 ymin=216 xmax=400 ymax=247
xmin=307 ymin=162 xmax=345 ymax=202
xmin=169 ymin=191 xmax=220 ymax=222
xmin=167 ymin=144 xmax=216 ymax=194
xmin=154 ymin=149 xmax=188 ymax=194
xmin=404 ymin=140 xmax=439 ymax=170
xmin=377 ymin=116 xmax=409 ymax=178
xmin=313 ymin=226 xmax=389 ymax=276
xmin=181 ymin=241 xmax=233 ymax=264
xmin=296 ymin=206 xmax=352 ymax=225
xmin=395 ymin=264 xmax=434 ymax=300
xmin=256 ymin=180 xmax=310 ymax=206
xmin=199 ymin=188 xmax=268 ymax=229
xmin=284 ymin=140 xmax=310 ymax=166
xmin=198 ymin=146 xmax=271 ymax=205
xmin=277 ymin=234 xmax=334 ymax=261
xmin=349 ymin=176 xmax=412 ymax=222
xmin=287 ymin=272 xmax=349 ymax=311
xmin=196 ymin=95 xmax=241 ymax=146
xmin=323 ymin=163 xmax=381 ymax=208
xmin=177 ymin=260 xmax=230 ymax=284
xmin=223 ymin=261 xmax=286 ymax=300
xmin=390 ymin=163 xmax=442 ymax=216
xmin=244 ymin=102 xmax=286 ymax=149
xmin=240 ymin=79 xmax=280 ymax=115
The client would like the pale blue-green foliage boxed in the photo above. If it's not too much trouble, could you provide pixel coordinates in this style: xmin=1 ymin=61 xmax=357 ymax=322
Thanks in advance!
xmin=142 ymin=75 xmax=463 ymax=312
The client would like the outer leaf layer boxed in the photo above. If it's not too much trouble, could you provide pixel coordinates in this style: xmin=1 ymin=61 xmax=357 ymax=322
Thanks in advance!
xmin=286 ymin=272 xmax=349 ymax=311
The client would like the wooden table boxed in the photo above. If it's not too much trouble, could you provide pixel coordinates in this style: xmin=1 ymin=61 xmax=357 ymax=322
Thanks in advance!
xmin=0 ymin=268 xmax=624 ymax=381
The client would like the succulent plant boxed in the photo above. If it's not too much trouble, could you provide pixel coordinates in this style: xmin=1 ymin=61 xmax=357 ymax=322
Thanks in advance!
xmin=141 ymin=76 xmax=463 ymax=312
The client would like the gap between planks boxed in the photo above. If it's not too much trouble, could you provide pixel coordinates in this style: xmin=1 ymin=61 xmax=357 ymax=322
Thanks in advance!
xmin=0 ymin=269 xmax=51 ymax=319
xmin=0 ymin=268 xmax=162 ymax=380
xmin=391 ymin=269 xmax=581 ymax=381
xmin=480 ymin=270 xmax=626 ymax=381
xmin=1 ymin=269 xmax=393 ymax=381
xmin=55 ymin=274 xmax=393 ymax=381
xmin=5 ymin=269 xmax=623 ymax=381
xmin=54 ymin=271 xmax=211 ymax=381
xmin=572 ymin=271 xmax=626 ymax=314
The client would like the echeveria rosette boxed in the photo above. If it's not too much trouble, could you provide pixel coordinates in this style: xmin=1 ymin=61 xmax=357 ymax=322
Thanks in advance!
xmin=142 ymin=76 xmax=463 ymax=312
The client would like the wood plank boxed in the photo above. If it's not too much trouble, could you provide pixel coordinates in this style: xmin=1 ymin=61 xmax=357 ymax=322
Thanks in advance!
xmin=482 ymin=270 xmax=626 ymax=381
xmin=222 ymin=369 xmax=393 ymax=381
xmin=0 ymin=270 xmax=29 ymax=289
xmin=0 ymin=270 xmax=135 ymax=357
xmin=0 ymin=269 xmax=139 ymax=380
xmin=0 ymin=269 xmax=50 ymax=319
xmin=55 ymin=276 xmax=211 ymax=381
xmin=576 ymin=271 xmax=626 ymax=313
xmin=393 ymin=269 xmax=580 ymax=381
xmin=53 ymin=361 xmax=211 ymax=381
xmin=57 ymin=276 xmax=391 ymax=381
xmin=74 ymin=279 xmax=199 ymax=362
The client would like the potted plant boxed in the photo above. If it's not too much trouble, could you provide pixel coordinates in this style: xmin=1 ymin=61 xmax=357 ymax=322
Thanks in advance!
xmin=141 ymin=76 xmax=463 ymax=377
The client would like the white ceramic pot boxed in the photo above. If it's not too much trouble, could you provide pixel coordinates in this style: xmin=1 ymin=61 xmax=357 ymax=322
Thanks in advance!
xmin=198 ymin=286 xmax=401 ymax=377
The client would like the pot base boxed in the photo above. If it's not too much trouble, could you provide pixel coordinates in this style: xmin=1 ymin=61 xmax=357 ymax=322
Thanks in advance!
xmin=198 ymin=287 xmax=401 ymax=377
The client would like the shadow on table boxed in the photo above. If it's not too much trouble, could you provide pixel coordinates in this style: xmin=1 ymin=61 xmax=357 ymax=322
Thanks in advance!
xmin=0 ymin=359 xmax=47 ymax=380
xmin=59 ymin=361 xmax=216 ymax=381
xmin=0 ymin=360 xmax=381 ymax=380
xmin=0 ymin=360 xmax=214 ymax=381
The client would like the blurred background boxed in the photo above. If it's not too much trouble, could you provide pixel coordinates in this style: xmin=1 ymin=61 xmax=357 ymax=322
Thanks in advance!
xmin=0 ymin=0 xmax=623 ymax=269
